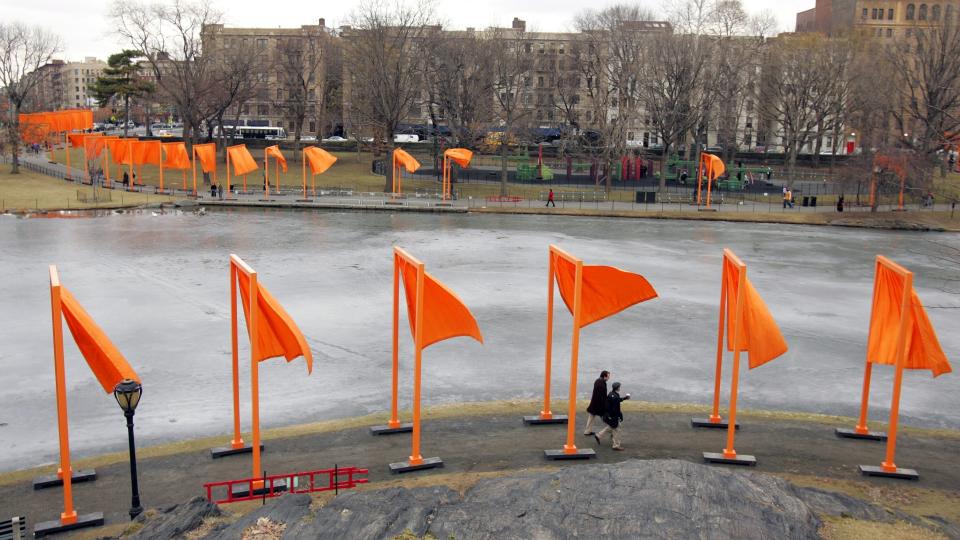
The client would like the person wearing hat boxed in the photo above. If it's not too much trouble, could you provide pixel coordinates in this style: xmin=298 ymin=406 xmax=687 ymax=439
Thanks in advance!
xmin=583 ymin=370 xmax=610 ymax=436
xmin=594 ymin=381 xmax=630 ymax=451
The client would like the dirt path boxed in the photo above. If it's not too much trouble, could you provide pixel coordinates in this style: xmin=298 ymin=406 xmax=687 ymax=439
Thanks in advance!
xmin=2 ymin=406 xmax=958 ymax=537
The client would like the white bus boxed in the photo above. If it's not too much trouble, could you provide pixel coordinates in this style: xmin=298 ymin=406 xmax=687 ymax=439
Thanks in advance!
xmin=213 ymin=125 xmax=288 ymax=140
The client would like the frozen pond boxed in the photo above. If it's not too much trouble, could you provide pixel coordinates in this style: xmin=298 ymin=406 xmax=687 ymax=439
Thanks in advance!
xmin=0 ymin=208 xmax=958 ymax=471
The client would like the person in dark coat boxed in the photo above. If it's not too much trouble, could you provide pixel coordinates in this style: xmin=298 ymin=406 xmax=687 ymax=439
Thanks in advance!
xmin=583 ymin=370 xmax=610 ymax=436
xmin=594 ymin=381 xmax=630 ymax=450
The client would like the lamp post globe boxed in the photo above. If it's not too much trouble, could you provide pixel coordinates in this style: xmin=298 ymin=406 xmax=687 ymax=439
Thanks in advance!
xmin=114 ymin=379 xmax=143 ymax=519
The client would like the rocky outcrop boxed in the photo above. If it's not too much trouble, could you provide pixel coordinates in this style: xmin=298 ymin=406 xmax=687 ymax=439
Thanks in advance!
xmin=128 ymin=496 xmax=220 ymax=540
xmin=202 ymin=493 xmax=312 ymax=540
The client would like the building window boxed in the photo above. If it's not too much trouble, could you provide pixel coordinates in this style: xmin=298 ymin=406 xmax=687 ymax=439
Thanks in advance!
xmin=257 ymin=38 xmax=267 ymax=49
xmin=538 ymin=43 xmax=545 ymax=54
xmin=887 ymin=28 xmax=893 ymax=37
xmin=932 ymin=4 xmax=941 ymax=19
xmin=919 ymin=4 xmax=928 ymax=19
xmin=888 ymin=8 xmax=895 ymax=19
xmin=258 ymin=104 xmax=269 ymax=115
xmin=907 ymin=4 xmax=916 ymax=19
xmin=537 ymin=76 xmax=544 ymax=87
xmin=309 ymin=121 xmax=316 ymax=133
xmin=871 ymin=8 xmax=878 ymax=19
xmin=276 ymin=89 xmax=283 ymax=99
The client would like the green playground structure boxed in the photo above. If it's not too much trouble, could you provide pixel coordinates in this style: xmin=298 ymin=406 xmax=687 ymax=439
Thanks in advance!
xmin=662 ymin=155 xmax=771 ymax=191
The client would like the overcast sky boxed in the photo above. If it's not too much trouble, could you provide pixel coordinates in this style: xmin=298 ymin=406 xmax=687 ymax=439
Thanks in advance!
xmin=9 ymin=0 xmax=813 ymax=62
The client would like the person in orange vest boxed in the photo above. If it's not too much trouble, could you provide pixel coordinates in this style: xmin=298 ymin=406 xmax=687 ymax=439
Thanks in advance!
xmin=783 ymin=188 xmax=794 ymax=209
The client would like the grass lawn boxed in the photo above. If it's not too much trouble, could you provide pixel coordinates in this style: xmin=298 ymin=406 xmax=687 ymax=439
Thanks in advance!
xmin=0 ymin=168 xmax=171 ymax=212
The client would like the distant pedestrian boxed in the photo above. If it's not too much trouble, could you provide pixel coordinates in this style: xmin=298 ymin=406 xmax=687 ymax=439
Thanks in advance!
xmin=837 ymin=195 xmax=844 ymax=212
xmin=680 ymin=169 xmax=688 ymax=184
xmin=583 ymin=370 xmax=610 ymax=436
xmin=783 ymin=188 xmax=794 ymax=209
xmin=546 ymin=188 xmax=556 ymax=207
xmin=122 ymin=171 xmax=129 ymax=186
xmin=594 ymin=381 xmax=630 ymax=451
xmin=210 ymin=183 xmax=217 ymax=198
xmin=766 ymin=167 xmax=773 ymax=181
xmin=218 ymin=184 xmax=224 ymax=200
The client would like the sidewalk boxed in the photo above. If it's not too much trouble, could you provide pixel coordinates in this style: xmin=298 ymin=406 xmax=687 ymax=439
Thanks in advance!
xmin=1 ymin=404 xmax=958 ymax=535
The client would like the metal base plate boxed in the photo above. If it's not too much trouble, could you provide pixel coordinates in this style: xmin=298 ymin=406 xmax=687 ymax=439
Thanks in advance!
xmin=389 ymin=456 xmax=444 ymax=473
xmin=698 ymin=208 xmax=719 ymax=212
xmin=210 ymin=443 xmax=263 ymax=459
xmin=859 ymin=465 xmax=919 ymax=480
xmin=703 ymin=452 xmax=757 ymax=466
xmin=691 ymin=418 xmax=739 ymax=430
xmin=295 ymin=199 xmax=314 ymax=203
xmin=544 ymin=448 xmax=596 ymax=460
xmin=34 ymin=512 xmax=104 ymax=537
xmin=230 ymin=479 xmax=289 ymax=498
xmin=370 ymin=423 xmax=414 ymax=435
xmin=33 ymin=469 xmax=97 ymax=490
xmin=523 ymin=415 xmax=569 ymax=425
xmin=385 ymin=201 xmax=404 ymax=206
xmin=835 ymin=428 xmax=887 ymax=441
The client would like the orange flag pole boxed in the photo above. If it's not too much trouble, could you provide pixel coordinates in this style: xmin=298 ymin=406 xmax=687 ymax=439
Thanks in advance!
xmin=158 ymin=142 xmax=165 ymax=193
xmin=839 ymin=257 xmax=887 ymax=440
xmin=409 ymin=258 xmax=426 ymax=466
xmin=128 ymin=141 xmax=135 ymax=192
xmin=696 ymin=155 xmax=704 ymax=206
xmin=247 ymin=267 xmax=263 ymax=487
xmin=49 ymin=266 xmax=78 ymax=525
xmin=227 ymin=151 xmax=233 ymax=196
xmin=722 ymin=262 xmax=746 ymax=459
xmin=64 ymin=133 xmax=71 ymax=179
xmin=192 ymin=147 xmax=198 ymax=197
xmin=880 ymin=268 xmax=912 ymax=474
xmin=301 ymin=150 xmax=307 ymax=199
xmin=523 ymin=248 xmax=566 ymax=424
xmin=370 ymin=250 xmax=414 ymax=435
xmin=263 ymin=148 xmax=269 ymax=199
xmin=706 ymin=161 xmax=714 ymax=208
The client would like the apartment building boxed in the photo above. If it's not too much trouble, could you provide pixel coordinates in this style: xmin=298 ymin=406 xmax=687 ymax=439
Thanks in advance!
xmin=796 ymin=0 xmax=958 ymax=38
xmin=201 ymin=19 xmax=336 ymax=136
xmin=25 ymin=57 xmax=106 ymax=111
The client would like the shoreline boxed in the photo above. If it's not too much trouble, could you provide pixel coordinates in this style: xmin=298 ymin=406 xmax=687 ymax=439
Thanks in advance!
xmin=3 ymin=398 xmax=958 ymax=487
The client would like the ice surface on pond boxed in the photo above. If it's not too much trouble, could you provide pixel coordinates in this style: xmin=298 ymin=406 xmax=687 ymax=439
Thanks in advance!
xmin=0 ymin=208 xmax=957 ymax=471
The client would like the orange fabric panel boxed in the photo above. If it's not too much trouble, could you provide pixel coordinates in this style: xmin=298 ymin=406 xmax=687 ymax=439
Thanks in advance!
xmin=67 ymin=110 xmax=86 ymax=131
xmin=69 ymin=133 xmax=91 ymax=148
xmin=162 ymin=142 xmax=191 ymax=169
xmin=265 ymin=145 xmax=288 ymax=173
xmin=393 ymin=149 xmax=421 ymax=173
xmin=227 ymin=144 xmax=258 ymax=176
xmin=703 ymin=153 xmax=725 ymax=180
xmin=444 ymin=148 xmax=473 ymax=168
xmin=236 ymin=270 xmax=313 ymax=372
xmin=722 ymin=257 xmax=788 ymax=369
xmin=59 ymin=286 xmax=140 ymax=393
xmin=398 ymin=258 xmax=483 ymax=349
xmin=110 ymin=140 xmax=135 ymax=165
xmin=304 ymin=146 xmax=337 ymax=175
xmin=20 ymin=122 xmax=49 ymax=144
xmin=194 ymin=143 xmax=217 ymax=173
xmin=867 ymin=264 xmax=952 ymax=377
xmin=552 ymin=253 xmax=658 ymax=328
xmin=132 ymin=141 xmax=162 ymax=165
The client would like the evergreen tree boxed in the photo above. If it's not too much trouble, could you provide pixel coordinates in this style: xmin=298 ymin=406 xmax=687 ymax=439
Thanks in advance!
xmin=90 ymin=49 xmax=154 ymax=137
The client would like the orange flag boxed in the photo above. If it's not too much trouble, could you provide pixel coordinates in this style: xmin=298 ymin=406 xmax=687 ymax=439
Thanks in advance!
xmin=162 ymin=142 xmax=191 ymax=169
xmin=723 ymin=257 xmax=788 ymax=369
xmin=867 ymin=264 xmax=952 ymax=377
xmin=235 ymin=271 xmax=313 ymax=373
xmin=132 ymin=140 xmax=162 ymax=165
xmin=552 ymin=252 xmax=658 ymax=328
xmin=110 ymin=139 xmax=134 ymax=165
xmin=444 ymin=148 xmax=473 ymax=168
xmin=304 ymin=146 xmax=337 ymax=175
xmin=194 ymin=143 xmax=217 ymax=173
xmin=703 ymin=153 xmax=725 ymax=180
xmin=69 ymin=133 xmax=98 ymax=148
xmin=265 ymin=145 xmax=288 ymax=173
xmin=227 ymin=144 xmax=258 ymax=176
xmin=394 ymin=148 xmax=421 ymax=173
xmin=59 ymin=287 xmax=140 ymax=393
xmin=397 ymin=258 xmax=483 ymax=349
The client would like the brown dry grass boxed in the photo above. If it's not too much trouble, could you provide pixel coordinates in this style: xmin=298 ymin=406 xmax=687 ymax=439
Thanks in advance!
xmin=819 ymin=517 xmax=947 ymax=540
xmin=0 ymin=169 xmax=171 ymax=211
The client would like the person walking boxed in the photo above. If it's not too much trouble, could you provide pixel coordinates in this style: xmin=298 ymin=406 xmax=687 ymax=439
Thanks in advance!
xmin=546 ymin=188 xmax=556 ymax=207
xmin=836 ymin=194 xmax=845 ymax=213
xmin=594 ymin=382 xmax=630 ymax=451
xmin=583 ymin=370 xmax=610 ymax=436
xmin=218 ymin=183 xmax=224 ymax=200
xmin=786 ymin=188 xmax=794 ymax=208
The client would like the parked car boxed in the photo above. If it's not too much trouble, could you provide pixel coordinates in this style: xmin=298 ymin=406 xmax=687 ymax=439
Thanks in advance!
xmin=394 ymin=134 xmax=419 ymax=143
xmin=324 ymin=136 xmax=346 ymax=142
xmin=300 ymin=135 xmax=317 ymax=142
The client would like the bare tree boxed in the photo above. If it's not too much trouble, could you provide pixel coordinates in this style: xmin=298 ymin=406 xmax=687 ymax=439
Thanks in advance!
xmin=113 ymin=0 xmax=222 ymax=147
xmin=886 ymin=15 xmax=960 ymax=183
xmin=204 ymin=39 xmax=263 ymax=160
xmin=343 ymin=0 xmax=436 ymax=192
xmin=487 ymin=25 xmax=534 ymax=195
xmin=423 ymin=29 xmax=495 ymax=148
xmin=273 ymin=31 xmax=325 ymax=149
xmin=0 ymin=22 xmax=61 ymax=173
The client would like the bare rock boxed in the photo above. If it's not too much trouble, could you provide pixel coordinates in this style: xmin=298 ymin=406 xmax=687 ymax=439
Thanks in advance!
xmin=127 ymin=496 xmax=220 ymax=540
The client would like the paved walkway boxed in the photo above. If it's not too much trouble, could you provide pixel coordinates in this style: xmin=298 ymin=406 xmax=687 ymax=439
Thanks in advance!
xmin=1 ymin=408 xmax=958 ymax=536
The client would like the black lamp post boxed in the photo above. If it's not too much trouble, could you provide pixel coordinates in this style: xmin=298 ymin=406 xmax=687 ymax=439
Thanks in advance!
xmin=114 ymin=379 xmax=143 ymax=519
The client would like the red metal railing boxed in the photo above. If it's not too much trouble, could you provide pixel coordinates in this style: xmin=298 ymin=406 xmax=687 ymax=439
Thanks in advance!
xmin=486 ymin=196 xmax=524 ymax=203
xmin=204 ymin=466 xmax=368 ymax=504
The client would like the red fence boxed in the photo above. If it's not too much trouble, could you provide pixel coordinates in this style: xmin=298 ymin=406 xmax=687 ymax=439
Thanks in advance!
xmin=204 ymin=466 xmax=368 ymax=504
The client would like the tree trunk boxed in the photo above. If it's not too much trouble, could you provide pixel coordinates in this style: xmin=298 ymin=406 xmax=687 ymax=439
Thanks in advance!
xmin=499 ymin=135 xmax=508 ymax=196
xmin=384 ymin=146 xmax=395 ymax=193
xmin=123 ymin=95 xmax=130 ymax=138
